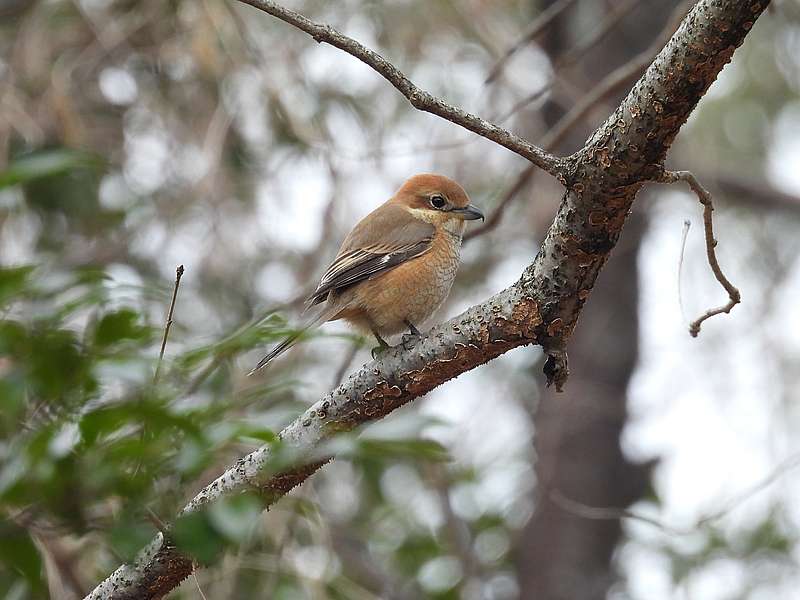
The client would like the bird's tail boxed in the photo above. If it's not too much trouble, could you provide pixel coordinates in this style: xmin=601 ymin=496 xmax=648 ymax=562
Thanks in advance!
xmin=248 ymin=308 xmax=331 ymax=375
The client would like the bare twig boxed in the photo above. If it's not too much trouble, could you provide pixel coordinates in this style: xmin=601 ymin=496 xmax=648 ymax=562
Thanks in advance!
xmin=715 ymin=174 xmax=800 ymax=213
xmin=695 ymin=452 xmax=800 ymax=526
xmin=134 ymin=265 xmax=185 ymax=478
xmin=484 ymin=0 xmax=580 ymax=84
xmin=236 ymin=0 xmax=564 ymax=178
xmin=154 ymin=265 xmax=185 ymax=383
xmin=192 ymin=572 xmax=209 ymax=600
xmin=144 ymin=507 xmax=168 ymax=533
xmin=496 ymin=82 xmax=554 ymax=124
xmin=658 ymin=170 xmax=741 ymax=336
xmin=678 ymin=219 xmax=691 ymax=323
xmin=550 ymin=490 xmax=683 ymax=535
xmin=552 ymin=451 xmax=800 ymax=534
xmin=554 ymin=0 xmax=641 ymax=70
xmin=470 ymin=0 xmax=693 ymax=238
xmin=463 ymin=166 xmax=536 ymax=241
xmin=331 ymin=342 xmax=360 ymax=389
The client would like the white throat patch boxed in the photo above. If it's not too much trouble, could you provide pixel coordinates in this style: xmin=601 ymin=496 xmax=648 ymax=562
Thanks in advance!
xmin=406 ymin=207 xmax=466 ymax=238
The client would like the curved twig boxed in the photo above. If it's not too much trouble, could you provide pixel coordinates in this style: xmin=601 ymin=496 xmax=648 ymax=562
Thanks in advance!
xmin=484 ymin=0 xmax=580 ymax=84
xmin=657 ymin=170 xmax=741 ymax=336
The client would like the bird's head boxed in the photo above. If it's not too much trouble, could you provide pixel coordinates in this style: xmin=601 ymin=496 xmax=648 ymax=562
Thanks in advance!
xmin=393 ymin=173 xmax=484 ymax=236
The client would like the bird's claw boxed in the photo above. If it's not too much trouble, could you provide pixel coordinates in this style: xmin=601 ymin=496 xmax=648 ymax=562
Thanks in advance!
xmin=401 ymin=333 xmax=419 ymax=350
xmin=371 ymin=345 xmax=388 ymax=359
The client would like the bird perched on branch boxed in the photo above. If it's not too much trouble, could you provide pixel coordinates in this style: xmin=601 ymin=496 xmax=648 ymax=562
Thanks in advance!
xmin=250 ymin=173 xmax=483 ymax=374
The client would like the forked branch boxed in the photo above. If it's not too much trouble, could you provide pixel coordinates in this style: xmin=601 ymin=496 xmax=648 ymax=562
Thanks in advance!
xmin=658 ymin=170 xmax=741 ymax=336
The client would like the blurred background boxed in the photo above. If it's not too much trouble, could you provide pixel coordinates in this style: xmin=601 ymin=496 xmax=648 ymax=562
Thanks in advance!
xmin=1 ymin=0 xmax=800 ymax=598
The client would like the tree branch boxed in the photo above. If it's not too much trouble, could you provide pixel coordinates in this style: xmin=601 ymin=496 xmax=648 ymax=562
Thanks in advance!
xmin=484 ymin=0 xmax=580 ymax=84
xmin=657 ymin=169 xmax=741 ymax=335
xmin=86 ymin=1 xmax=771 ymax=598
xmin=236 ymin=0 xmax=565 ymax=178
xmin=154 ymin=264 xmax=184 ymax=383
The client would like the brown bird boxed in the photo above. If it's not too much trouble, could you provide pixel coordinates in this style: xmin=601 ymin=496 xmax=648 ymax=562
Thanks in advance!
xmin=250 ymin=173 xmax=483 ymax=374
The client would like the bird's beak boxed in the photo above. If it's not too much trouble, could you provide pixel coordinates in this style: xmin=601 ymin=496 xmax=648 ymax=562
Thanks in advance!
xmin=452 ymin=204 xmax=485 ymax=221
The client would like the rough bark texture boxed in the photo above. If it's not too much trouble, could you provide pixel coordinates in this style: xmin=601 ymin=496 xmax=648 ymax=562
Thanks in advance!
xmin=86 ymin=1 xmax=771 ymax=598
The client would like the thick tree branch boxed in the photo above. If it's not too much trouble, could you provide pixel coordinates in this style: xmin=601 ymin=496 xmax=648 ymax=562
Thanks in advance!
xmin=86 ymin=1 xmax=770 ymax=598
xmin=237 ymin=0 xmax=566 ymax=178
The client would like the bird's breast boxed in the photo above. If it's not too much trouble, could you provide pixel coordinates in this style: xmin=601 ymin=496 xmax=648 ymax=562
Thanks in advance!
xmin=347 ymin=230 xmax=462 ymax=336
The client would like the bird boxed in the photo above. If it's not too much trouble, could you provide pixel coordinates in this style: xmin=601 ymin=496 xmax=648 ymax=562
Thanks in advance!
xmin=249 ymin=173 xmax=483 ymax=374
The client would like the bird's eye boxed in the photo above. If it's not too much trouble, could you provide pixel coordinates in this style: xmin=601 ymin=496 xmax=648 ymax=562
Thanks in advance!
xmin=429 ymin=195 xmax=447 ymax=209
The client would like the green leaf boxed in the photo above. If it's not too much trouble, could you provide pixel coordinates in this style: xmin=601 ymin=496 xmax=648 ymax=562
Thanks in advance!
xmin=0 ymin=266 xmax=35 ymax=304
xmin=0 ymin=374 xmax=25 ymax=425
xmin=93 ymin=308 xmax=149 ymax=348
xmin=79 ymin=399 xmax=204 ymax=446
xmin=357 ymin=438 xmax=452 ymax=463
xmin=0 ymin=150 xmax=98 ymax=189
xmin=0 ymin=522 xmax=43 ymax=592
xmin=172 ymin=512 xmax=226 ymax=565
xmin=208 ymin=493 xmax=263 ymax=543
xmin=108 ymin=519 xmax=158 ymax=562
xmin=27 ymin=326 xmax=95 ymax=403
xmin=233 ymin=424 xmax=277 ymax=444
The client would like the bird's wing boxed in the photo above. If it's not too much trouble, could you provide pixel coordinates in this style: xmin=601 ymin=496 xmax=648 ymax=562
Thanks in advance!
xmin=306 ymin=203 xmax=435 ymax=307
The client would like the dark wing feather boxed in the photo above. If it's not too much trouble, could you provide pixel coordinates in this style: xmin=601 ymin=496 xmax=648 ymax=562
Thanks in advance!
xmin=306 ymin=203 xmax=434 ymax=307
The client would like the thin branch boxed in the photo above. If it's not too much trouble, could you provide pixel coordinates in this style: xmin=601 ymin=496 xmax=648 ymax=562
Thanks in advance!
xmin=192 ymin=572 xmax=209 ymax=600
xmin=144 ymin=507 xmax=168 ymax=533
xmin=484 ymin=0 xmax=580 ymax=84
xmin=331 ymin=342 xmax=360 ymax=389
xmin=552 ymin=451 xmax=800 ymax=534
xmin=550 ymin=490 xmax=684 ymax=535
xmin=236 ymin=0 xmax=565 ymax=178
xmin=154 ymin=264 xmax=185 ymax=383
xmin=695 ymin=452 xmax=800 ymax=526
xmin=657 ymin=170 xmax=741 ymax=336
xmin=678 ymin=218 xmax=691 ymax=324
xmin=715 ymin=174 xmax=800 ymax=213
xmin=135 ymin=264 xmax=185 ymax=478
xmin=496 ymin=82 xmax=553 ymax=124
xmin=463 ymin=166 xmax=535 ymax=241
xmin=554 ymin=0 xmax=641 ymax=70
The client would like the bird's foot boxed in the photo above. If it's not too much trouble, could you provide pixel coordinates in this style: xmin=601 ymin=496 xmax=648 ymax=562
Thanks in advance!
xmin=401 ymin=333 xmax=420 ymax=350
xmin=370 ymin=330 xmax=390 ymax=359
xmin=404 ymin=320 xmax=422 ymax=336
xmin=401 ymin=320 xmax=422 ymax=349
